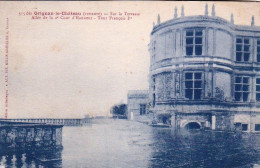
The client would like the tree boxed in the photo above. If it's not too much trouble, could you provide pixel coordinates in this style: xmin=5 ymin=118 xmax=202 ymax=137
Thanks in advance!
xmin=110 ymin=104 xmax=127 ymax=118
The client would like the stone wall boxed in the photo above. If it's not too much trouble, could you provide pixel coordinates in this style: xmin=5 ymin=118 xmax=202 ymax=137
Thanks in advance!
xmin=215 ymin=72 xmax=231 ymax=100
xmin=215 ymin=30 xmax=232 ymax=59
xmin=214 ymin=113 xmax=233 ymax=131
xmin=154 ymin=72 xmax=173 ymax=101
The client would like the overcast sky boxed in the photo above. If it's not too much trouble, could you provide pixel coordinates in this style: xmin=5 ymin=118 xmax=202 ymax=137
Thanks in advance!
xmin=0 ymin=2 xmax=259 ymax=118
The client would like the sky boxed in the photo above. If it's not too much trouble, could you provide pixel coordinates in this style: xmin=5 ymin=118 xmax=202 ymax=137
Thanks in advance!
xmin=0 ymin=1 xmax=259 ymax=118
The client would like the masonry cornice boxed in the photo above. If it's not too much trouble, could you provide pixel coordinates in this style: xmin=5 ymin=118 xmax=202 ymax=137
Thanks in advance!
xmin=151 ymin=15 xmax=260 ymax=36
xmin=149 ymin=57 xmax=260 ymax=76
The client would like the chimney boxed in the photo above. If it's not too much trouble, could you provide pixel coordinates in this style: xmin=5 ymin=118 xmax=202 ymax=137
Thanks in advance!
xmin=157 ymin=14 xmax=161 ymax=25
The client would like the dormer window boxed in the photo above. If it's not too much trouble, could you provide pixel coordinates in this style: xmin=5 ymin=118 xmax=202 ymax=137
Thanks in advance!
xmin=236 ymin=38 xmax=250 ymax=62
xmin=186 ymin=30 xmax=203 ymax=56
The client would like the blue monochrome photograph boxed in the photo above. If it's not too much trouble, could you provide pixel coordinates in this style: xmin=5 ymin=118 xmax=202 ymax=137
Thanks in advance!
xmin=0 ymin=1 xmax=259 ymax=168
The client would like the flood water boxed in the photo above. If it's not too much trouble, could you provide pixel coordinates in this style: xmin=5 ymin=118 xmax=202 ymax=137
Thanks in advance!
xmin=1 ymin=119 xmax=260 ymax=168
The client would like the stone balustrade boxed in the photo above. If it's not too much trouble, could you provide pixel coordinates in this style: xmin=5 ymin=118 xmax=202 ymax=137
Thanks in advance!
xmin=1 ymin=118 xmax=92 ymax=126
xmin=0 ymin=120 xmax=63 ymax=151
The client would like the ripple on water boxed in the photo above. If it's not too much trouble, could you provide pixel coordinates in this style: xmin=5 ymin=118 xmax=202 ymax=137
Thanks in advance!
xmin=1 ymin=119 xmax=259 ymax=168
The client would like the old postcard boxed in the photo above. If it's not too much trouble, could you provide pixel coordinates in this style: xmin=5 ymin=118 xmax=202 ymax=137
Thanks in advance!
xmin=0 ymin=1 xmax=260 ymax=168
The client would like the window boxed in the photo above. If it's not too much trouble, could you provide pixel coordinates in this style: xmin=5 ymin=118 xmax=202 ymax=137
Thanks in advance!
xmin=242 ymin=124 xmax=248 ymax=131
xmin=185 ymin=72 xmax=202 ymax=100
xmin=140 ymin=104 xmax=146 ymax=115
xmin=153 ymin=78 xmax=156 ymax=91
xmin=152 ymin=78 xmax=156 ymax=107
xmin=236 ymin=38 xmax=250 ymax=62
xmin=255 ymin=124 xmax=260 ymax=131
xmin=152 ymin=41 xmax=156 ymax=62
xmin=234 ymin=76 xmax=250 ymax=102
xmin=256 ymin=78 xmax=260 ymax=101
xmin=153 ymin=94 xmax=156 ymax=107
xmin=186 ymin=30 xmax=203 ymax=56
xmin=257 ymin=40 xmax=260 ymax=62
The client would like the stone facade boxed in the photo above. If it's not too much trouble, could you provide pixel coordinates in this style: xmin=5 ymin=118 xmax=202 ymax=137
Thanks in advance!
xmin=148 ymin=5 xmax=260 ymax=132
xmin=127 ymin=90 xmax=150 ymax=121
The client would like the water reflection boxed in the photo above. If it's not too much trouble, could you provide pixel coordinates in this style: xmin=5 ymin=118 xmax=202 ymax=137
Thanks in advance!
xmin=150 ymin=129 xmax=260 ymax=168
xmin=1 ymin=120 xmax=260 ymax=168
xmin=0 ymin=147 xmax=62 ymax=168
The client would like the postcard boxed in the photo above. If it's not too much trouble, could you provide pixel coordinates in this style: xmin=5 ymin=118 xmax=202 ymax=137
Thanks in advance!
xmin=0 ymin=1 xmax=260 ymax=168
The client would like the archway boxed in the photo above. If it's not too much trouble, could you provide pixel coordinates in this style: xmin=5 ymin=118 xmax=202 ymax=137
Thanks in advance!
xmin=185 ymin=122 xmax=201 ymax=130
